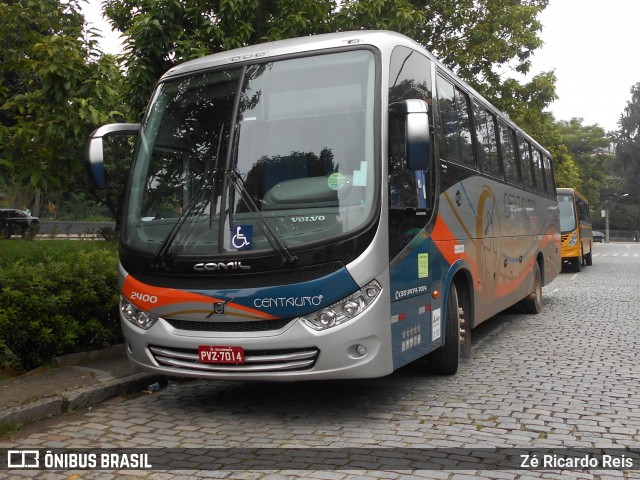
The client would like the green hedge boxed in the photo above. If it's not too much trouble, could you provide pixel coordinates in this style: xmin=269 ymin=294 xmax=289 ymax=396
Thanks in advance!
xmin=0 ymin=241 xmax=122 ymax=372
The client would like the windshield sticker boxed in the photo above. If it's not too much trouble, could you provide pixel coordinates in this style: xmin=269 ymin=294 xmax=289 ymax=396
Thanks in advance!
xmin=231 ymin=225 xmax=253 ymax=250
xmin=327 ymin=172 xmax=346 ymax=190
xmin=353 ymin=161 xmax=368 ymax=186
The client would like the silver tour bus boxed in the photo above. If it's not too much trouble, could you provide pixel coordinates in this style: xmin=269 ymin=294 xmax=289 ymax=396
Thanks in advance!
xmin=86 ymin=31 xmax=561 ymax=380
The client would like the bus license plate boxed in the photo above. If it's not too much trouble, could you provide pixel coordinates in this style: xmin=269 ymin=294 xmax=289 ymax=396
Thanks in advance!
xmin=198 ymin=346 xmax=245 ymax=364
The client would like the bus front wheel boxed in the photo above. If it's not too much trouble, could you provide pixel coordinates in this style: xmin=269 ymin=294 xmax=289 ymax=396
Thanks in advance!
xmin=428 ymin=283 xmax=461 ymax=375
xmin=571 ymin=256 xmax=581 ymax=272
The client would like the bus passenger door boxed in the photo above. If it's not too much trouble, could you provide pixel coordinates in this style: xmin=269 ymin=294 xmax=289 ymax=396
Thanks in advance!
xmin=387 ymin=88 xmax=437 ymax=368
xmin=387 ymin=45 xmax=440 ymax=370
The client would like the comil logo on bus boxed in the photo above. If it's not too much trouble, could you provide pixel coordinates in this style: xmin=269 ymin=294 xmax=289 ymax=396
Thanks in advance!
xmin=194 ymin=261 xmax=251 ymax=271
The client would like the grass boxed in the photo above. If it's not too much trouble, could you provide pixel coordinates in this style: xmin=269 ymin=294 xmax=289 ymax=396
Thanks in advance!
xmin=0 ymin=422 xmax=23 ymax=436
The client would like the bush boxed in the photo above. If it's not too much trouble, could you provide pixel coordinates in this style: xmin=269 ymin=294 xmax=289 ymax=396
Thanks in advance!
xmin=96 ymin=226 xmax=115 ymax=241
xmin=0 ymin=241 xmax=122 ymax=372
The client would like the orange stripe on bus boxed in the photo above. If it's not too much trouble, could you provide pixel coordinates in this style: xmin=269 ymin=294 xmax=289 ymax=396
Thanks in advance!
xmin=122 ymin=275 xmax=219 ymax=310
xmin=431 ymin=215 xmax=478 ymax=281
xmin=122 ymin=275 xmax=278 ymax=320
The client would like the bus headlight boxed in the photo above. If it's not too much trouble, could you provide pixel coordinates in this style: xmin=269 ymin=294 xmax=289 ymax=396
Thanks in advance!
xmin=568 ymin=232 xmax=578 ymax=247
xmin=300 ymin=280 xmax=381 ymax=331
xmin=120 ymin=296 xmax=160 ymax=330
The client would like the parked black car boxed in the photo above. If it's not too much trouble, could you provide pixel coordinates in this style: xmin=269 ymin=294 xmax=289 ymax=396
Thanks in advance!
xmin=592 ymin=230 xmax=606 ymax=243
xmin=0 ymin=208 xmax=40 ymax=239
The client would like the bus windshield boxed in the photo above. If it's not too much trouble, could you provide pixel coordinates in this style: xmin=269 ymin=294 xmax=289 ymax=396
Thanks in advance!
xmin=122 ymin=50 xmax=377 ymax=258
xmin=558 ymin=193 xmax=576 ymax=233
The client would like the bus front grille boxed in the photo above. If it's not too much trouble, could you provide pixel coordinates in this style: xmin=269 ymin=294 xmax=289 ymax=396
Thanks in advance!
xmin=164 ymin=318 xmax=294 ymax=332
xmin=148 ymin=345 xmax=319 ymax=373
xmin=561 ymin=233 xmax=570 ymax=244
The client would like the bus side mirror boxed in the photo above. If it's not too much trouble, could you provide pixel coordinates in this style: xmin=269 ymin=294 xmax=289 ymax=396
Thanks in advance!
xmin=404 ymin=99 xmax=430 ymax=171
xmin=85 ymin=123 xmax=141 ymax=189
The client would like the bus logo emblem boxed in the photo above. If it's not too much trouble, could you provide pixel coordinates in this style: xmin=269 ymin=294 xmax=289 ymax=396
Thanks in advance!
xmin=207 ymin=298 xmax=235 ymax=317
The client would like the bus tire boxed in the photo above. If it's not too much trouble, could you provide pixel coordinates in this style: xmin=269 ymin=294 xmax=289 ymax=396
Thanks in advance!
xmin=428 ymin=283 xmax=460 ymax=375
xmin=584 ymin=247 xmax=592 ymax=266
xmin=571 ymin=256 xmax=581 ymax=272
xmin=521 ymin=262 xmax=542 ymax=314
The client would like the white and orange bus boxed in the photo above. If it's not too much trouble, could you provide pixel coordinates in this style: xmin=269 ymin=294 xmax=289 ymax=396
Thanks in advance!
xmin=86 ymin=31 xmax=561 ymax=380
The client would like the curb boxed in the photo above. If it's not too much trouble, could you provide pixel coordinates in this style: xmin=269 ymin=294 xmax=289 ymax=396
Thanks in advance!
xmin=53 ymin=344 xmax=127 ymax=368
xmin=0 ymin=372 xmax=163 ymax=430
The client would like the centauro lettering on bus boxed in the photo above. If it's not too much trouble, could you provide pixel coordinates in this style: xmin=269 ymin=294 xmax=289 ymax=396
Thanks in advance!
xmin=121 ymin=267 xmax=360 ymax=321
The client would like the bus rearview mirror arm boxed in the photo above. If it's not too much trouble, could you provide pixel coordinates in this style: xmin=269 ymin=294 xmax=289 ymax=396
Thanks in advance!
xmin=85 ymin=123 xmax=141 ymax=189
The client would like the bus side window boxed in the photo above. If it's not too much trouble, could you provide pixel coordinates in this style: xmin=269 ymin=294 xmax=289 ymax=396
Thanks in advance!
xmin=388 ymin=46 xmax=433 ymax=259
xmin=454 ymin=87 xmax=474 ymax=165
xmin=436 ymin=75 xmax=474 ymax=166
xmin=499 ymin=123 xmax=520 ymax=185
xmin=436 ymin=77 xmax=457 ymax=160
xmin=543 ymin=155 xmax=556 ymax=195
xmin=518 ymin=137 xmax=535 ymax=191
xmin=473 ymin=102 xmax=502 ymax=178
xmin=577 ymin=197 xmax=590 ymax=221
xmin=388 ymin=46 xmax=432 ymax=211
xmin=532 ymin=149 xmax=547 ymax=195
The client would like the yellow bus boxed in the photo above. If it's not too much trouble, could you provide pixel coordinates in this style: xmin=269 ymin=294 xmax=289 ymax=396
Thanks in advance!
xmin=557 ymin=188 xmax=593 ymax=272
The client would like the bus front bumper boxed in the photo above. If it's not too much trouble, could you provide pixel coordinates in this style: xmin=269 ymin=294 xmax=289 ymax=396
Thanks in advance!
xmin=121 ymin=292 xmax=394 ymax=381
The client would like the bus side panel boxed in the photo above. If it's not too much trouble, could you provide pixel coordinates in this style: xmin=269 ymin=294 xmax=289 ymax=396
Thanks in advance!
xmin=388 ymin=236 xmax=446 ymax=369
xmin=432 ymin=175 xmax=560 ymax=326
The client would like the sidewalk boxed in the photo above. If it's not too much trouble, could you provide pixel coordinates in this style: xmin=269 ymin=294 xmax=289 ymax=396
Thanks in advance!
xmin=0 ymin=345 xmax=164 ymax=430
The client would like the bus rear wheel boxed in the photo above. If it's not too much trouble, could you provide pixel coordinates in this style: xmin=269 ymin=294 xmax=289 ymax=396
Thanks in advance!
xmin=428 ymin=283 xmax=461 ymax=375
xmin=521 ymin=262 xmax=542 ymax=314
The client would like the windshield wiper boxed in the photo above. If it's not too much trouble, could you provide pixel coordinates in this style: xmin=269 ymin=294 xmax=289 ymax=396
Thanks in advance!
xmin=152 ymin=126 xmax=227 ymax=270
xmin=151 ymin=167 xmax=218 ymax=270
xmin=227 ymin=169 xmax=297 ymax=265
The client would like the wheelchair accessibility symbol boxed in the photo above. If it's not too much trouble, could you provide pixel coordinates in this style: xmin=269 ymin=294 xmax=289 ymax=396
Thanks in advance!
xmin=231 ymin=225 xmax=253 ymax=250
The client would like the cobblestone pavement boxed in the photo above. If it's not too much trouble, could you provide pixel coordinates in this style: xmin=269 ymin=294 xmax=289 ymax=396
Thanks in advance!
xmin=2 ymin=242 xmax=640 ymax=479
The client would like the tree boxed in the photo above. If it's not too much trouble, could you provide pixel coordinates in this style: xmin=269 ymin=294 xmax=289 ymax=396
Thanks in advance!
xmin=0 ymin=0 xmax=124 ymax=213
xmin=103 ymin=0 xmax=553 ymax=122
xmin=610 ymin=83 xmax=640 ymax=201
xmin=411 ymin=0 xmax=548 ymax=96
xmin=608 ymin=83 xmax=640 ymax=231
xmin=555 ymin=118 xmax=612 ymax=204
xmin=103 ymin=0 xmax=337 ymax=118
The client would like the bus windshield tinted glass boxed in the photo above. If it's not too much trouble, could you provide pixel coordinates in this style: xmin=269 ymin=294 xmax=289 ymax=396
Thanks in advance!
xmin=122 ymin=50 xmax=377 ymax=257
xmin=558 ymin=194 xmax=576 ymax=232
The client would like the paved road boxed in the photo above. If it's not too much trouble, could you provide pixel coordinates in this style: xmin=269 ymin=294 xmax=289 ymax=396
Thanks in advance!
xmin=2 ymin=242 xmax=640 ymax=479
